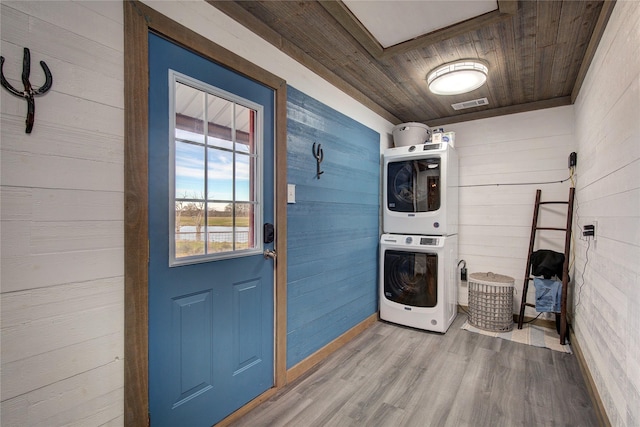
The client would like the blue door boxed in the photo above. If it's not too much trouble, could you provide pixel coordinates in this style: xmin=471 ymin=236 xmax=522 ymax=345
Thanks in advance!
xmin=148 ymin=33 xmax=275 ymax=426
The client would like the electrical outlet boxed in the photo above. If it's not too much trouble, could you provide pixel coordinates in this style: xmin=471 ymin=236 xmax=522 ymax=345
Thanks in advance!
xmin=569 ymin=152 xmax=577 ymax=168
xmin=582 ymin=220 xmax=597 ymax=240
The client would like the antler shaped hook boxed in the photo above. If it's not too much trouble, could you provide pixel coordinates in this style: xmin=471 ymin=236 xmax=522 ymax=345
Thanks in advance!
xmin=1 ymin=47 xmax=53 ymax=133
xmin=312 ymin=142 xmax=324 ymax=179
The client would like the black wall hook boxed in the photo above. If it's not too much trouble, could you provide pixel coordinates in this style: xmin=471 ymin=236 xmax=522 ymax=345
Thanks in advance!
xmin=312 ymin=142 xmax=324 ymax=179
xmin=1 ymin=47 xmax=53 ymax=133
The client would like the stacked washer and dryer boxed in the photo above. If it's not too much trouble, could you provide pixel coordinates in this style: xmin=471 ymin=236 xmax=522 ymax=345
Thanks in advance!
xmin=380 ymin=123 xmax=459 ymax=333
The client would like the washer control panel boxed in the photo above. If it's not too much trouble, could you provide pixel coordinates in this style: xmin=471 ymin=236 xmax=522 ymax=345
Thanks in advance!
xmin=420 ymin=237 xmax=438 ymax=245
xmin=381 ymin=234 xmax=442 ymax=247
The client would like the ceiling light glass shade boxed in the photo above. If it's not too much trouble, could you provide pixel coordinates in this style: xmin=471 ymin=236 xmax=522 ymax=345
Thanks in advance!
xmin=427 ymin=61 xmax=488 ymax=95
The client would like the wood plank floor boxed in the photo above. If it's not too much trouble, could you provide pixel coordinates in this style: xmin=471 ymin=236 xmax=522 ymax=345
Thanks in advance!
xmin=230 ymin=315 xmax=599 ymax=427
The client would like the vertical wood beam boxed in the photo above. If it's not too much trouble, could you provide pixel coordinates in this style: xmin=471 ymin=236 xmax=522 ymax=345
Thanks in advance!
xmin=124 ymin=1 xmax=149 ymax=425
xmin=274 ymin=82 xmax=288 ymax=389
xmin=571 ymin=0 xmax=617 ymax=102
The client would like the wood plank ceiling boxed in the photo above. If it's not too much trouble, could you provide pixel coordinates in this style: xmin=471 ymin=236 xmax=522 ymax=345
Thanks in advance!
xmin=208 ymin=0 xmax=615 ymax=126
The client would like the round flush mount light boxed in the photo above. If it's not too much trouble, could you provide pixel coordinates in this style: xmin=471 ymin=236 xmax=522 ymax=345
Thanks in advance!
xmin=427 ymin=60 xmax=488 ymax=96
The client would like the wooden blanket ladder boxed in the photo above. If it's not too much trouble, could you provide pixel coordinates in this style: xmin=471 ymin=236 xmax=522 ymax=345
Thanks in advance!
xmin=517 ymin=187 xmax=575 ymax=344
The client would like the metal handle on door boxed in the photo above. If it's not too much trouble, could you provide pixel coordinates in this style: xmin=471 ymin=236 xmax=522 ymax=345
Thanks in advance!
xmin=263 ymin=249 xmax=277 ymax=260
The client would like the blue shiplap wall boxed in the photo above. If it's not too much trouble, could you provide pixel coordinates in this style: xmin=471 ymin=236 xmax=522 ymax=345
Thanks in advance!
xmin=286 ymin=86 xmax=380 ymax=369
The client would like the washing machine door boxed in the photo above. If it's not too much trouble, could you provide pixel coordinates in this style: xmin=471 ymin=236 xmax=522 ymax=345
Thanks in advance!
xmin=387 ymin=158 xmax=441 ymax=213
xmin=383 ymin=250 xmax=438 ymax=307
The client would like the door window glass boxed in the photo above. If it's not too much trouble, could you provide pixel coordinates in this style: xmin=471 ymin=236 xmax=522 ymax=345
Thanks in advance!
xmin=387 ymin=159 xmax=441 ymax=212
xmin=171 ymin=75 xmax=262 ymax=265
xmin=383 ymin=250 xmax=438 ymax=307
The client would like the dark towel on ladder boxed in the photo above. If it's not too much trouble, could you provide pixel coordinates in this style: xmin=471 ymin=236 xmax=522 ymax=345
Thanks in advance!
xmin=530 ymin=249 xmax=565 ymax=280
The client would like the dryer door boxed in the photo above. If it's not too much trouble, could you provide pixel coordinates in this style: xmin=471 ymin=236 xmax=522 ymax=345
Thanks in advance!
xmin=387 ymin=158 xmax=441 ymax=213
xmin=383 ymin=250 xmax=438 ymax=307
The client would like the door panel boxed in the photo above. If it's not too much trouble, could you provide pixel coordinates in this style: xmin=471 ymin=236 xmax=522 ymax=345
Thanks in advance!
xmin=232 ymin=279 xmax=263 ymax=372
xmin=148 ymin=33 xmax=275 ymax=427
xmin=172 ymin=290 xmax=214 ymax=406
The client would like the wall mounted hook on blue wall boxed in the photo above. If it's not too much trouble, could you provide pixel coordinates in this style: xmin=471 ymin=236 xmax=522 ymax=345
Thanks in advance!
xmin=1 ymin=47 xmax=53 ymax=134
xmin=312 ymin=142 xmax=324 ymax=179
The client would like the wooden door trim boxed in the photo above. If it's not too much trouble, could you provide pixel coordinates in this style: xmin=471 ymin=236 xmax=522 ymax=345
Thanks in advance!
xmin=123 ymin=2 xmax=287 ymax=425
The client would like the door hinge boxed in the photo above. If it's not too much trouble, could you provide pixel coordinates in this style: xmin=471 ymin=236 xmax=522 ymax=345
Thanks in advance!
xmin=148 ymin=413 xmax=151 ymax=427
xmin=147 ymin=240 xmax=150 ymax=263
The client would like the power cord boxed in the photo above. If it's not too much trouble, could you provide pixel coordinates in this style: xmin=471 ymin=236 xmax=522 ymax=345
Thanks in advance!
xmin=569 ymin=167 xmax=576 ymax=272
xmin=457 ymin=304 xmax=470 ymax=316
xmin=571 ymin=175 xmax=591 ymax=314
xmin=458 ymin=176 xmax=572 ymax=188
xmin=523 ymin=312 xmax=544 ymax=324
xmin=574 ymin=238 xmax=591 ymax=311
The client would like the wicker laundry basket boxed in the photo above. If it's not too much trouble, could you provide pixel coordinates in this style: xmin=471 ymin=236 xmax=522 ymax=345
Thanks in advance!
xmin=468 ymin=272 xmax=515 ymax=332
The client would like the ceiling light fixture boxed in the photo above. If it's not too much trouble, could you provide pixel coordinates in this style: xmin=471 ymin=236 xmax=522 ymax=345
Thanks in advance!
xmin=427 ymin=60 xmax=488 ymax=96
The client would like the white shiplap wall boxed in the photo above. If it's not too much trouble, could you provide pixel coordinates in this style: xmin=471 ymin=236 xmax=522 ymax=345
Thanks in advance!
xmin=0 ymin=1 xmax=125 ymax=426
xmin=572 ymin=1 xmax=640 ymax=425
xmin=0 ymin=1 xmax=392 ymax=426
xmin=446 ymin=106 xmax=575 ymax=317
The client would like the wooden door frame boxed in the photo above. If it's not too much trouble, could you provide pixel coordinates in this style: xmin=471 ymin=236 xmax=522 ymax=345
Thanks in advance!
xmin=123 ymin=1 xmax=288 ymax=425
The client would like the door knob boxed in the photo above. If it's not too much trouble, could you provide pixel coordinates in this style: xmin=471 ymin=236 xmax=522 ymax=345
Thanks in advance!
xmin=263 ymin=249 xmax=277 ymax=260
